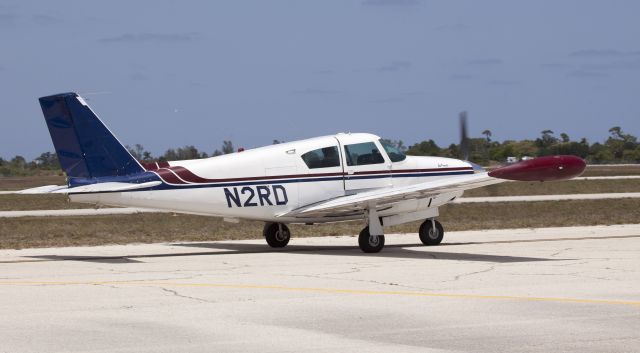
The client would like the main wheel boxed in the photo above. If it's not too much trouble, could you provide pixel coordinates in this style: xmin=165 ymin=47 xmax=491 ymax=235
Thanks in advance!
xmin=419 ymin=219 xmax=444 ymax=245
xmin=263 ymin=222 xmax=290 ymax=248
xmin=358 ymin=227 xmax=385 ymax=253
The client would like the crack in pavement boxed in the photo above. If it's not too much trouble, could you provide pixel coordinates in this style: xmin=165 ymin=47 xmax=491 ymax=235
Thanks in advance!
xmin=92 ymin=283 xmax=126 ymax=291
xmin=604 ymin=266 xmax=640 ymax=273
xmin=158 ymin=287 xmax=218 ymax=304
xmin=547 ymin=260 xmax=592 ymax=267
xmin=505 ymin=272 xmax=581 ymax=277
xmin=550 ymin=247 xmax=572 ymax=257
xmin=282 ymin=268 xmax=430 ymax=292
xmin=446 ymin=265 xmax=496 ymax=283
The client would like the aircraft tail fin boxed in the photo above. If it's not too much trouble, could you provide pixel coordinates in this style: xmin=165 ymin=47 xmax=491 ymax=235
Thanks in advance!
xmin=38 ymin=92 xmax=144 ymax=179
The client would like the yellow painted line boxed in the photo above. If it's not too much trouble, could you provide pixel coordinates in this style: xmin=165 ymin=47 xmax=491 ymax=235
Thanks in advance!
xmin=0 ymin=280 xmax=639 ymax=308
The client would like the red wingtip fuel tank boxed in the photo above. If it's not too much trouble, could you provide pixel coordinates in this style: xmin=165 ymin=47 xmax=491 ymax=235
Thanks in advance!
xmin=488 ymin=155 xmax=586 ymax=182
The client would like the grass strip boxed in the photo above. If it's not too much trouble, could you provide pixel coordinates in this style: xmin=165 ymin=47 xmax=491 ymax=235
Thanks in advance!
xmin=1 ymin=199 xmax=638 ymax=249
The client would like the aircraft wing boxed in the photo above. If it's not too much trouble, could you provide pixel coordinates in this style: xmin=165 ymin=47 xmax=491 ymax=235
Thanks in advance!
xmin=282 ymin=155 xmax=587 ymax=219
xmin=281 ymin=172 xmax=504 ymax=219
xmin=12 ymin=181 xmax=161 ymax=194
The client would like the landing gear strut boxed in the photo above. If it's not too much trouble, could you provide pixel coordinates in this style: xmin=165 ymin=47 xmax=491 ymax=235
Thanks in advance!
xmin=358 ymin=205 xmax=385 ymax=253
xmin=419 ymin=219 xmax=444 ymax=245
xmin=358 ymin=227 xmax=385 ymax=253
xmin=263 ymin=222 xmax=290 ymax=248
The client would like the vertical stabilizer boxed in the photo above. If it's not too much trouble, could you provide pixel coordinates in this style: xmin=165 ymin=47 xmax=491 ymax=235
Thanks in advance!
xmin=39 ymin=92 xmax=144 ymax=179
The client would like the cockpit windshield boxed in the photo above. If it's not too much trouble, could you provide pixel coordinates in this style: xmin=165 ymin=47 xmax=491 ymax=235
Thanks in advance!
xmin=379 ymin=139 xmax=407 ymax=162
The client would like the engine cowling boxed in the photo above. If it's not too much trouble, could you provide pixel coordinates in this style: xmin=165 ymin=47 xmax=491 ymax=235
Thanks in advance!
xmin=488 ymin=155 xmax=586 ymax=182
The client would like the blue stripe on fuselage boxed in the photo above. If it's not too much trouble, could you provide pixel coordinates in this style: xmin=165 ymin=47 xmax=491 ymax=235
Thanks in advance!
xmin=66 ymin=170 xmax=474 ymax=194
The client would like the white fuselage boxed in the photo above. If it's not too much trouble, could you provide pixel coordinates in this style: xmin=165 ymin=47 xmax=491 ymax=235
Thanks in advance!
xmin=71 ymin=133 xmax=473 ymax=223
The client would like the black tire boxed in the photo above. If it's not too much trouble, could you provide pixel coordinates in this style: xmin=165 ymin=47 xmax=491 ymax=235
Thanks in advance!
xmin=419 ymin=219 xmax=444 ymax=246
xmin=358 ymin=227 xmax=385 ymax=253
xmin=263 ymin=222 xmax=290 ymax=248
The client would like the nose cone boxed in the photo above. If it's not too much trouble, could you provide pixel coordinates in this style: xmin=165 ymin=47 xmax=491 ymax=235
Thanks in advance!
xmin=488 ymin=155 xmax=586 ymax=182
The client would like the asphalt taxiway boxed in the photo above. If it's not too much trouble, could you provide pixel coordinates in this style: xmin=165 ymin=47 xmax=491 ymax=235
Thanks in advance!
xmin=1 ymin=224 xmax=639 ymax=352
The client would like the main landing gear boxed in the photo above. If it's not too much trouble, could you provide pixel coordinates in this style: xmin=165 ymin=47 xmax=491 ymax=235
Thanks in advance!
xmin=263 ymin=222 xmax=290 ymax=248
xmin=357 ymin=218 xmax=445 ymax=253
xmin=358 ymin=227 xmax=385 ymax=253
xmin=419 ymin=219 xmax=444 ymax=246
xmin=263 ymin=218 xmax=444 ymax=253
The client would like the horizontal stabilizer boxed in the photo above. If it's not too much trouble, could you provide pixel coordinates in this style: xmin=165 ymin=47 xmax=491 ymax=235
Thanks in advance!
xmin=57 ymin=181 xmax=161 ymax=194
xmin=15 ymin=185 xmax=68 ymax=194
xmin=14 ymin=181 xmax=161 ymax=194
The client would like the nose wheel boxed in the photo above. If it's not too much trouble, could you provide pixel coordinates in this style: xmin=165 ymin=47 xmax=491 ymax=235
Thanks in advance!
xmin=358 ymin=226 xmax=385 ymax=253
xmin=419 ymin=219 xmax=444 ymax=245
xmin=263 ymin=222 xmax=291 ymax=248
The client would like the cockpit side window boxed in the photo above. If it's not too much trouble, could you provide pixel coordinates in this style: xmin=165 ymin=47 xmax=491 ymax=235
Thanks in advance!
xmin=344 ymin=142 xmax=385 ymax=166
xmin=379 ymin=139 xmax=407 ymax=162
xmin=301 ymin=146 xmax=341 ymax=169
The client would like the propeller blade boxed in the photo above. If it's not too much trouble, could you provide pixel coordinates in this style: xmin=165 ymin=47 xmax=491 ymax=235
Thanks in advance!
xmin=459 ymin=111 xmax=469 ymax=161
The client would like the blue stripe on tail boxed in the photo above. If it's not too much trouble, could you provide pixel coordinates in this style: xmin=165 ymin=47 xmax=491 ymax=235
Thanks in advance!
xmin=39 ymin=92 xmax=144 ymax=179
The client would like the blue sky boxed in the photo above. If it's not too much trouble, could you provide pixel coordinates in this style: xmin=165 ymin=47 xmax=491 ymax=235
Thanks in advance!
xmin=1 ymin=0 xmax=639 ymax=159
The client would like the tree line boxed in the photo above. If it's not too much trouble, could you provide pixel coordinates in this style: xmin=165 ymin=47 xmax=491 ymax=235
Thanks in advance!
xmin=1 ymin=127 xmax=638 ymax=177
xmin=0 ymin=140 xmax=238 ymax=177
xmin=402 ymin=126 xmax=639 ymax=165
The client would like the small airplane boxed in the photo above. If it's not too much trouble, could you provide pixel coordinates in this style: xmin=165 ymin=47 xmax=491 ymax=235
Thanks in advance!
xmin=17 ymin=92 xmax=586 ymax=252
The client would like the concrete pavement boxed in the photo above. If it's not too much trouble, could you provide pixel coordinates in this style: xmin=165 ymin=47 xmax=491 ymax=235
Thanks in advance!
xmin=1 ymin=224 xmax=639 ymax=352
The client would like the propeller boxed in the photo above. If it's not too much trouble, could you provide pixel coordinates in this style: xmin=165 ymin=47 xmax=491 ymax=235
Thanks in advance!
xmin=459 ymin=111 xmax=484 ymax=171
xmin=459 ymin=111 xmax=469 ymax=161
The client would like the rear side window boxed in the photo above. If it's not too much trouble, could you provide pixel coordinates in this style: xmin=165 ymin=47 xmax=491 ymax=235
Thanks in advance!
xmin=344 ymin=142 xmax=385 ymax=166
xmin=301 ymin=146 xmax=341 ymax=169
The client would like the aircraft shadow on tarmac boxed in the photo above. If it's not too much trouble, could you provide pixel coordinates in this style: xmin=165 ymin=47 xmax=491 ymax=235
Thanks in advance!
xmin=169 ymin=242 xmax=564 ymax=263
xmin=23 ymin=241 xmax=571 ymax=264
xmin=17 ymin=234 xmax=640 ymax=265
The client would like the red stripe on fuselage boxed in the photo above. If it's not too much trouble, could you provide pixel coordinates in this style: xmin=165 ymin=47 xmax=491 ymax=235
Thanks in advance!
xmin=165 ymin=166 xmax=473 ymax=184
xmin=140 ymin=162 xmax=158 ymax=171
xmin=145 ymin=162 xmax=473 ymax=185
xmin=139 ymin=161 xmax=170 ymax=171
xmin=155 ymin=168 xmax=188 ymax=184
xmin=170 ymin=166 xmax=343 ymax=183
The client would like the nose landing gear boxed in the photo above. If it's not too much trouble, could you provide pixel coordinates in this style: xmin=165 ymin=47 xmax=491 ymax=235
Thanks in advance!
xmin=263 ymin=222 xmax=291 ymax=248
